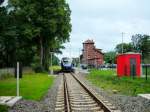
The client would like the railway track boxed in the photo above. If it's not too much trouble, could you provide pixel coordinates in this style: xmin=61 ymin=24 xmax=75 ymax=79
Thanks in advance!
xmin=55 ymin=73 xmax=121 ymax=112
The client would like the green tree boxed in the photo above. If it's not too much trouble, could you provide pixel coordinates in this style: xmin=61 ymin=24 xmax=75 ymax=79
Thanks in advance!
xmin=131 ymin=34 xmax=150 ymax=63
xmin=52 ymin=55 xmax=60 ymax=65
xmin=104 ymin=51 xmax=116 ymax=64
xmin=115 ymin=43 xmax=134 ymax=54
xmin=0 ymin=6 xmax=36 ymax=67
xmin=8 ymin=0 xmax=71 ymax=71
xmin=0 ymin=6 xmax=18 ymax=67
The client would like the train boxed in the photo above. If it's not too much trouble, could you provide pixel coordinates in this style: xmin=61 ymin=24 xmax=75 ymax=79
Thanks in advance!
xmin=61 ymin=57 xmax=74 ymax=72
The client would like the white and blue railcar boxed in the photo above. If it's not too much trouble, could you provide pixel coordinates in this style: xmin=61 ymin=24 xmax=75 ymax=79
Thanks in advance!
xmin=61 ymin=57 xmax=74 ymax=72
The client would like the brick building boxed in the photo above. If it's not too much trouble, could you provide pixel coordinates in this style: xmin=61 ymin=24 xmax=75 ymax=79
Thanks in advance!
xmin=81 ymin=39 xmax=104 ymax=67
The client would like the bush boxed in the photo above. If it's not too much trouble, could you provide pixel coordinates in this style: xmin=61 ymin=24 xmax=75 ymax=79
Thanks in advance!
xmin=49 ymin=66 xmax=61 ymax=74
xmin=31 ymin=64 xmax=45 ymax=73
xmin=31 ymin=55 xmax=45 ymax=73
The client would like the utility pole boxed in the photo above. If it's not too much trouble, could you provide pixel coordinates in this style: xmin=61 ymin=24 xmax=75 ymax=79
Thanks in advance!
xmin=121 ymin=32 xmax=125 ymax=54
xmin=78 ymin=48 xmax=81 ymax=69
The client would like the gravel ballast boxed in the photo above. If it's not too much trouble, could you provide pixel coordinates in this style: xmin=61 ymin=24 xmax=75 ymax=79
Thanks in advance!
xmin=9 ymin=75 xmax=61 ymax=112
xmin=77 ymin=73 xmax=150 ymax=112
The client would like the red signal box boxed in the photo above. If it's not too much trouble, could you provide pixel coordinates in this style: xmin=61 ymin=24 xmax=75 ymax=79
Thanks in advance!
xmin=117 ymin=53 xmax=141 ymax=77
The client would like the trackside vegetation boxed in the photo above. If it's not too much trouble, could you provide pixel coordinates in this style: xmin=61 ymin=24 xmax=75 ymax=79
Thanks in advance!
xmin=0 ymin=105 xmax=8 ymax=112
xmin=0 ymin=73 xmax=55 ymax=100
xmin=49 ymin=66 xmax=61 ymax=71
xmin=86 ymin=69 xmax=150 ymax=96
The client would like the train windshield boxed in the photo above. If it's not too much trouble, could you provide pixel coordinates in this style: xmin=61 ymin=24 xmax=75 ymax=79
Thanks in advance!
xmin=62 ymin=57 xmax=72 ymax=64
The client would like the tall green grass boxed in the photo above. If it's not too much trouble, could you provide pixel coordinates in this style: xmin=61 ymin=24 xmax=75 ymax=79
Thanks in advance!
xmin=87 ymin=69 xmax=150 ymax=96
xmin=0 ymin=105 xmax=8 ymax=112
xmin=0 ymin=73 xmax=55 ymax=100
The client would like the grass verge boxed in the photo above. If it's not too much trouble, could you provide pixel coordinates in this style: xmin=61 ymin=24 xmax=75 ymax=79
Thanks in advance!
xmin=0 ymin=105 xmax=8 ymax=112
xmin=86 ymin=69 xmax=150 ymax=96
xmin=0 ymin=73 xmax=55 ymax=100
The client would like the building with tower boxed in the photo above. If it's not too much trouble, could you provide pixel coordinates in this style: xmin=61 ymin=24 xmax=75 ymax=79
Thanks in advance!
xmin=80 ymin=39 xmax=104 ymax=67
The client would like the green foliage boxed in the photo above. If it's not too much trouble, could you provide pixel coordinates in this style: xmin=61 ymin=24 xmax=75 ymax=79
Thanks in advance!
xmin=0 ymin=73 xmax=55 ymax=100
xmin=0 ymin=0 xmax=71 ymax=71
xmin=31 ymin=55 xmax=44 ymax=73
xmin=31 ymin=64 xmax=44 ymax=73
xmin=52 ymin=55 xmax=60 ymax=65
xmin=8 ymin=0 xmax=71 ymax=70
xmin=104 ymin=51 xmax=116 ymax=64
xmin=115 ymin=43 xmax=134 ymax=53
xmin=0 ymin=105 xmax=8 ymax=112
xmin=131 ymin=34 xmax=150 ymax=63
xmin=49 ymin=66 xmax=61 ymax=71
xmin=87 ymin=69 xmax=150 ymax=96
xmin=0 ymin=7 xmax=17 ymax=67
xmin=115 ymin=34 xmax=150 ymax=63
xmin=72 ymin=58 xmax=79 ymax=67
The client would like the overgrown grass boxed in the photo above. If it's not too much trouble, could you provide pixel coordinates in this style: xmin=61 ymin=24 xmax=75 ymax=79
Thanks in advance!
xmin=0 ymin=105 xmax=8 ymax=112
xmin=0 ymin=73 xmax=55 ymax=100
xmin=87 ymin=69 xmax=150 ymax=96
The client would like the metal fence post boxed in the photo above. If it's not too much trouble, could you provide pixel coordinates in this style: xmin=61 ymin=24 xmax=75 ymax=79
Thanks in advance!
xmin=146 ymin=65 xmax=147 ymax=81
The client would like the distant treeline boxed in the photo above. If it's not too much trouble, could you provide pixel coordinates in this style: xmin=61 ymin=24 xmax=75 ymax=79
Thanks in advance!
xmin=104 ymin=34 xmax=150 ymax=64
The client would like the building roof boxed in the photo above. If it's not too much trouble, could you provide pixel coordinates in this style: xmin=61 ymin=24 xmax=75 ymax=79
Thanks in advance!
xmin=83 ymin=39 xmax=94 ymax=44
xmin=117 ymin=52 xmax=141 ymax=56
xmin=95 ymin=49 xmax=104 ymax=55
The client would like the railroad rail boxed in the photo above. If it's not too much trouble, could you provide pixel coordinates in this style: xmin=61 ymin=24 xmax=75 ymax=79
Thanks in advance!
xmin=55 ymin=73 xmax=121 ymax=112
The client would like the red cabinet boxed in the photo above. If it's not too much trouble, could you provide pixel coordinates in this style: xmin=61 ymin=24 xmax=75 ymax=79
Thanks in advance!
xmin=117 ymin=53 xmax=141 ymax=77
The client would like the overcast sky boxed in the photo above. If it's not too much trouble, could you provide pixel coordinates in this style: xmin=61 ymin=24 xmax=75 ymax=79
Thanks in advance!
xmin=58 ymin=0 xmax=150 ymax=59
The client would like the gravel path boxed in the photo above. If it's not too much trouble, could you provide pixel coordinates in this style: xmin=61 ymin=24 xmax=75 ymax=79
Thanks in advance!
xmin=9 ymin=75 xmax=62 ymax=112
xmin=77 ymin=73 xmax=150 ymax=112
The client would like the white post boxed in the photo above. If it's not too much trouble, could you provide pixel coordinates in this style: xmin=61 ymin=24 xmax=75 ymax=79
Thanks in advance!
xmin=50 ymin=52 xmax=53 ymax=75
xmin=17 ymin=62 xmax=19 ymax=96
